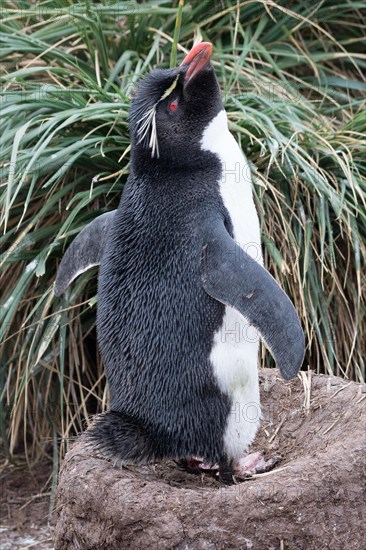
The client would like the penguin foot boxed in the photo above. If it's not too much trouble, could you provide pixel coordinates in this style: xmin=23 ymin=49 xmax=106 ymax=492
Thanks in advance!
xmin=232 ymin=451 xmax=281 ymax=477
xmin=177 ymin=457 xmax=219 ymax=474
xmin=177 ymin=458 xmax=235 ymax=484
xmin=177 ymin=452 xmax=280 ymax=483
xmin=217 ymin=452 xmax=281 ymax=484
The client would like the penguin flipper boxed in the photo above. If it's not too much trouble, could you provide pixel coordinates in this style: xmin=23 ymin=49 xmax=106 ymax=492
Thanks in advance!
xmin=55 ymin=210 xmax=116 ymax=296
xmin=201 ymin=218 xmax=305 ymax=380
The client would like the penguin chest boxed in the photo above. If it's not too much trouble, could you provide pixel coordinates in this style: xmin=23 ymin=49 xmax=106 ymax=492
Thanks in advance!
xmin=201 ymin=110 xmax=262 ymax=458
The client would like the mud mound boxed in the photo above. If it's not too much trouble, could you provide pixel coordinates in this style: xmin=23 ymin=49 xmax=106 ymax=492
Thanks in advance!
xmin=54 ymin=369 xmax=365 ymax=550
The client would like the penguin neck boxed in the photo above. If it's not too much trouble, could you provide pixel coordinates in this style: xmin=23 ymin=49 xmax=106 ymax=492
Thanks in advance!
xmin=200 ymin=109 xmax=231 ymax=155
xmin=130 ymin=143 xmax=216 ymax=180
xmin=200 ymin=108 xmax=261 ymax=254
xmin=201 ymin=109 xmax=253 ymax=191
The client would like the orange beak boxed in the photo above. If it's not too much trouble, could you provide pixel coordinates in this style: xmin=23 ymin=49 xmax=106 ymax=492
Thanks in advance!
xmin=180 ymin=42 xmax=213 ymax=83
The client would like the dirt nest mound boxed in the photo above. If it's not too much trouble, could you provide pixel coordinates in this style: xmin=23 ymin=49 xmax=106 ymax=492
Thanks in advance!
xmin=54 ymin=369 xmax=365 ymax=550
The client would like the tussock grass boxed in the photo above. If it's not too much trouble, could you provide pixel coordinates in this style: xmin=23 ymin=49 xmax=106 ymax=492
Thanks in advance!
xmin=0 ymin=0 xmax=365 ymax=468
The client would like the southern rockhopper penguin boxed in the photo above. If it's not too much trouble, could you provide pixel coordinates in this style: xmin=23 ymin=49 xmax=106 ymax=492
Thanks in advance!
xmin=55 ymin=42 xmax=305 ymax=481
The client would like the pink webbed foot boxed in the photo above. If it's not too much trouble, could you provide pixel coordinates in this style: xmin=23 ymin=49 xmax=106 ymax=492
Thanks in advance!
xmin=178 ymin=452 xmax=280 ymax=484
xmin=177 ymin=456 xmax=219 ymax=474
xmin=232 ymin=451 xmax=280 ymax=477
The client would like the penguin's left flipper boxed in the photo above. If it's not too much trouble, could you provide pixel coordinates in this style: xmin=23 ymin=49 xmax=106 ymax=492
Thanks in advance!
xmin=54 ymin=210 xmax=116 ymax=296
xmin=201 ymin=218 xmax=305 ymax=380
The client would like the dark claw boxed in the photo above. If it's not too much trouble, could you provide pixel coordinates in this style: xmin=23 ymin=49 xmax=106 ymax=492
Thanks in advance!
xmin=218 ymin=456 xmax=236 ymax=485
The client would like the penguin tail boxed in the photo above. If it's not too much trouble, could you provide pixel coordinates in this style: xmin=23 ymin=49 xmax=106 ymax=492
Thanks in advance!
xmin=82 ymin=410 xmax=162 ymax=465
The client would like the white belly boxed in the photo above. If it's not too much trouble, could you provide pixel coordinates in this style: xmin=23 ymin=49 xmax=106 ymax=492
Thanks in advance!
xmin=201 ymin=110 xmax=262 ymax=460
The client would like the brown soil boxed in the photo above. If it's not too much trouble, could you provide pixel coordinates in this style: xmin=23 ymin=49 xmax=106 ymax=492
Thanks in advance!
xmin=0 ymin=460 xmax=54 ymax=549
xmin=54 ymin=369 xmax=366 ymax=550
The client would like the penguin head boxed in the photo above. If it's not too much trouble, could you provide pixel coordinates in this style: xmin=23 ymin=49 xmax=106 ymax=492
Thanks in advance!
xmin=129 ymin=43 xmax=223 ymax=168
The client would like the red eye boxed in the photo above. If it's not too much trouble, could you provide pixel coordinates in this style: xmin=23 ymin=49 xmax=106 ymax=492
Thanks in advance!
xmin=168 ymin=99 xmax=178 ymax=111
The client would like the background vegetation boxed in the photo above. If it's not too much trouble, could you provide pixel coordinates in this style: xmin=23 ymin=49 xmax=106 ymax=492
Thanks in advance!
xmin=1 ymin=0 xmax=365 ymax=477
